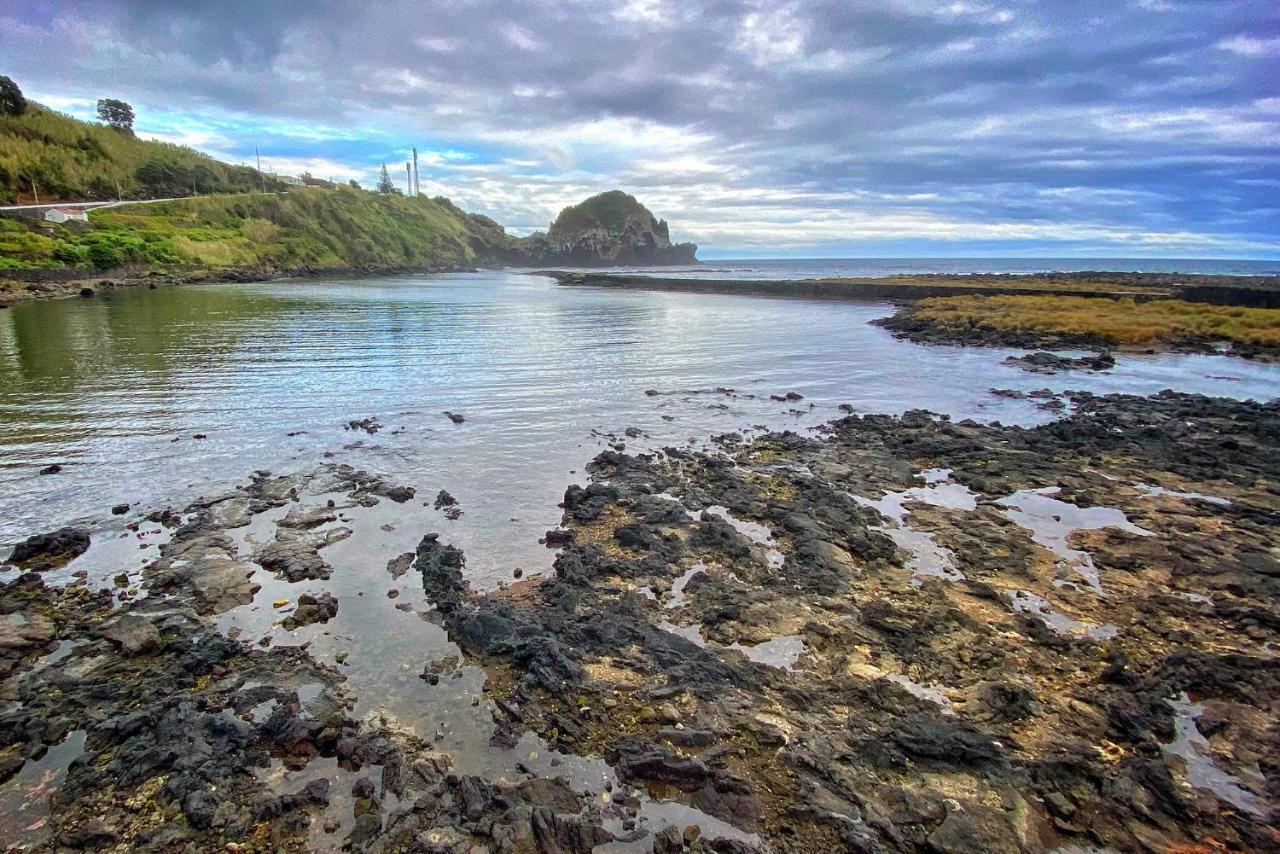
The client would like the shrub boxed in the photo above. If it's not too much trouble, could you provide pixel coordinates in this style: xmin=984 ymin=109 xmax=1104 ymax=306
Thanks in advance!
xmin=87 ymin=240 xmax=122 ymax=270
xmin=241 ymin=217 xmax=279 ymax=244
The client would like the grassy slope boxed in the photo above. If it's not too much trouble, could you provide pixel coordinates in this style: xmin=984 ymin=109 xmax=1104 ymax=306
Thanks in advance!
xmin=1 ymin=187 xmax=513 ymax=272
xmin=0 ymin=104 xmax=274 ymax=203
xmin=0 ymin=102 xmax=522 ymax=274
xmin=911 ymin=294 xmax=1280 ymax=347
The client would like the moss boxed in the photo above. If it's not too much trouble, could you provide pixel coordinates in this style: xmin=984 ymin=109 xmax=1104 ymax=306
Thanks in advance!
xmin=911 ymin=294 xmax=1280 ymax=347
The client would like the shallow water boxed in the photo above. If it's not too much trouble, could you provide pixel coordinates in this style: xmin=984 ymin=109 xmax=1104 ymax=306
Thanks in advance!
xmin=2 ymin=273 xmax=1276 ymax=587
xmin=1 ymin=271 xmax=1277 ymax=846
xmin=545 ymin=256 xmax=1280 ymax=280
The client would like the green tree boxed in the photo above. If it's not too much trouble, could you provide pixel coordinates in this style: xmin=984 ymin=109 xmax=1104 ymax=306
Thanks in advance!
xmin=0 ymin=75 xmax=26 ymax=116
xmin=376 ymin=163 xmax=395 ymax=195
xmin=96 ymin=98 xmax=135 ymax=134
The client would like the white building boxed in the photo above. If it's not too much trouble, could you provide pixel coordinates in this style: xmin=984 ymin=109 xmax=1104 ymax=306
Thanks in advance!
xmin=44 ymin=207 xmax=90 ymax=224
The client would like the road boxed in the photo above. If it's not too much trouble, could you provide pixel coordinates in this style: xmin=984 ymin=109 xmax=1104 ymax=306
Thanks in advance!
xmin=0 ymin=192 xmax=281 ymax=214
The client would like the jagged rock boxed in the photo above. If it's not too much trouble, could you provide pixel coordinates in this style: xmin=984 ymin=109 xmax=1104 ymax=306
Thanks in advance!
xmin=101 ymin=614 xmax=161 ymax=656
xmin=282 ymin=593 xmax=338 ymax=630
xmin=6 ymin=527 xmax=91 ymax=570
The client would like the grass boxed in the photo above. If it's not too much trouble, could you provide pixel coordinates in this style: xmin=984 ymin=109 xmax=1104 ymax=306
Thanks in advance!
xmin=911 ymin=294 xmax=1280 ymax=347
xmin=0 ymin=186 xmax=516 ymax=272
xmin=1 ymin=103 xmax=279 ymax=203
xmin=825 ymin=276 xmax=1175 ymax=295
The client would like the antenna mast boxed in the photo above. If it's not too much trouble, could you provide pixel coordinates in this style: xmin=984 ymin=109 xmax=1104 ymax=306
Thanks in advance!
xmin=412 ymin=147 xmax=420 ymax=197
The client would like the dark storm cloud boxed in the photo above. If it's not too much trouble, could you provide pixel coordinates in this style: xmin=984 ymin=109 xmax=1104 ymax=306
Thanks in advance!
xmin=2 ymin=0 xmax=1277 ymax=253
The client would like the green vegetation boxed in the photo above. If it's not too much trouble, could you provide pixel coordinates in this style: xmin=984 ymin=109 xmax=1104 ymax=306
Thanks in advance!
xmin=95 ymin=98 xmax=134 ymax=135
xmin=376 ymin=163 xmax=397 ymax=195
xmin=0 ymin=101 xmax=282 ymax=203
xmin=912 ymin=294 xmax=1280 ymax=347
xmin=0 ymin=187 xmax=514 ymax=272
xmin=546 ymin=189 xmax=666 ymax=241
xmin=0 ymin=76 xmax=26 ymax=117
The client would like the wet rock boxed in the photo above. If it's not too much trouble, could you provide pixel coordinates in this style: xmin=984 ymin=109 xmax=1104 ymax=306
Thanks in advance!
xmin=927 ymin=803 xmax=1022 ymax=853
xmin=1001 ymin=350 xmax=1115 ymax=374
xmin=443 ymin=411 xmax=465 ymax=424
xmin=6 ymin=526 xmax=90 ymax=570
xmin=346 ymin=416 xmax=382 ymax=434
xmin=100 ymin=614 xmax=162 ymax=656
xmin=386 ymin=551 xmax=414 ymax=578
xmin=111 ymin=503 xmax=130 ymax=515
xmin=887 ymin=715 xmax=1005 ymax=767
xmin=415 ymin=533 xmax=468 ymax=613
xmin=613 ymin=742 xmax=714 ymax=790
xmin=253 ymin=528 xmax=348 ymax=582
xmin=39 ymin=464 xmax=63 ymax=475
xmin=282 ymin=593 xmax=339 ymax=630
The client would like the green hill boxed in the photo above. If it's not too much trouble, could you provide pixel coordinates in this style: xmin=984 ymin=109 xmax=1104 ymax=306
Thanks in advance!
xmin=0 ymin=188 xmax=515 ymax=272
xmin=0 ymin=95 xmax=693 ymax=276
xmin=0 ymin=102 xmax=281 ymax=203
xmin=0 ymin=98 xmax=519 ymax=273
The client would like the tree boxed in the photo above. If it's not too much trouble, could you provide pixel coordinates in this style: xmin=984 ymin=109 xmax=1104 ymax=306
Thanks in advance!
xmin=96 ymin=98 xmax=135 ymax=134
xmin=348 ymin=179 xmax=360 ymax=190
xmin=376 ymin=163 xmax=395 ymax=195
xmin=0 ymin=75 xmax=26 ymax=116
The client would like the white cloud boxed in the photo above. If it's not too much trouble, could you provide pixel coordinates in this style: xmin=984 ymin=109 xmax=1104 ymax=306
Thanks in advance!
xmin=733 ymin=5 xmax=806 ymax=67
xmin=500 ymin=23 xmax=541 ymax=51
xmin=1217 ymin=35 xmax=1280 ymax=57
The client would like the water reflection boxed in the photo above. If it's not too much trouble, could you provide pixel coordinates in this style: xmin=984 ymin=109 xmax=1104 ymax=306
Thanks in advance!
xmin=0 ymin=272 xmax=1276 ymax=591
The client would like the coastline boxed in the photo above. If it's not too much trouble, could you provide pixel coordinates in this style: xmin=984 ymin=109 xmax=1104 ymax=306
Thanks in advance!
xmin=540 ymin=270 xmax=1280 ymax=362
xmin=0 ymin=262 xmax=504 ymax=308
xmin=2 ymin=390 xmax=1276 ymax=849
xmin=537 ymin=269 xmax=1280 ymax=305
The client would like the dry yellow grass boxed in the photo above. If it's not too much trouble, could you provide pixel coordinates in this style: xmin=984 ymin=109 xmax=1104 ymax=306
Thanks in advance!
xmin=828 ymin=276 xmax=1174 ymax=296
xmin=912 ymin=294 xmax=1280 ymax=347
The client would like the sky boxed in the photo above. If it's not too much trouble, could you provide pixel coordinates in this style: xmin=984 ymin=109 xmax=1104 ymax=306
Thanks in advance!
xmin=2 ymin=0 xmax=1278 ymax=258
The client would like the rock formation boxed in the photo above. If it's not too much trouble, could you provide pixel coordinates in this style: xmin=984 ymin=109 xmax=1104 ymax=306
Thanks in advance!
xmin=505 ymin=190 xmax=698 ymax=267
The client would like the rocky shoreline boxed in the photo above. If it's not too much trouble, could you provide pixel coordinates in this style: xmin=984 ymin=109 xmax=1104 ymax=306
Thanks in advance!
xmin=2 ymin=390 xmax=1276 ymax=851
xmin=541 ymin=270 xmax=1280 ymax=308
xmin=874 ymin=307 xmax=1279 ymax=363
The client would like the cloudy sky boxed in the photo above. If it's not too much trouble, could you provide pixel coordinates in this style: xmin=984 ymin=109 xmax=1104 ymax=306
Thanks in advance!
xmin=3 ymin=0 xmax=1278 ymax=257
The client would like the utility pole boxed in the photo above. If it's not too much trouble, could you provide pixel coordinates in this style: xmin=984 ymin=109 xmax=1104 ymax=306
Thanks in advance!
xmin=256 ymin=145 xmax=265 ymax=192
xmin=405 ymin=162 xmax=411 ymax=195
xmin=412 ymin=147 xmax=420 ymax=197
xmin=31 ymin=178 xmax=39 ymax=206
xmin=116 ymin=180 xmax=122 ymax=201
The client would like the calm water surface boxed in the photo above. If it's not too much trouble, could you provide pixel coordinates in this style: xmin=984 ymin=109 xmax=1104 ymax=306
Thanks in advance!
xmin=1 ymin=271 xmax=1277 ymax=584
xmin=554 ymin=256 xmax=1280 ymax=279
xmin=2 ymin=271 xmax=1278 ymax=847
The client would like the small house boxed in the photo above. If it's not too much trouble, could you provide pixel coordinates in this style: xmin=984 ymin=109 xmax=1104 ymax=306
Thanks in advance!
xmin=44 ymin=207 xmax=89 ymax=224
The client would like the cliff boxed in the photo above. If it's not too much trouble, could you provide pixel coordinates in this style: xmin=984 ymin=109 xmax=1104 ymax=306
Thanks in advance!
xmin=508 ymin=190 xmax=698 ymax=266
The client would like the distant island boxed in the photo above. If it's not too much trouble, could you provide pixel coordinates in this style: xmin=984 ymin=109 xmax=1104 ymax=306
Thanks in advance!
xmin=504 ymin=190 xmax=698 ymax=267
xmin=0 ymin=94 xmax=697 ymax=296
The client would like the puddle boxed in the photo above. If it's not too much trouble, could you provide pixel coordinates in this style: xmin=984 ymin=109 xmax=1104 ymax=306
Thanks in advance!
xmin=996 ymin=488 xmax=1152 ymax=592
xmin=1136 ymin=483 xmax=1231 ymax=507
xmin=699 ymin=506 xmax=785 ymax=570
xmin=851 ymin=469 xmax=977 ymax=584
xmin=1007 ymin=590 xmax=1118 ymax=640
xmin=726 ymin=635 xmax=806 ymax=670
xmin=0 ymin=729 xmax=86 ymax=849
xmin=885 ymin=673 xmax=956 ymax=714
xmin=665 ymin=562 xmax=706 ymax=609
xmin=1162 ymin=695 xmax=1269 ymax=819
xmin=659 ymin=620 xmax=707 ymax=648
